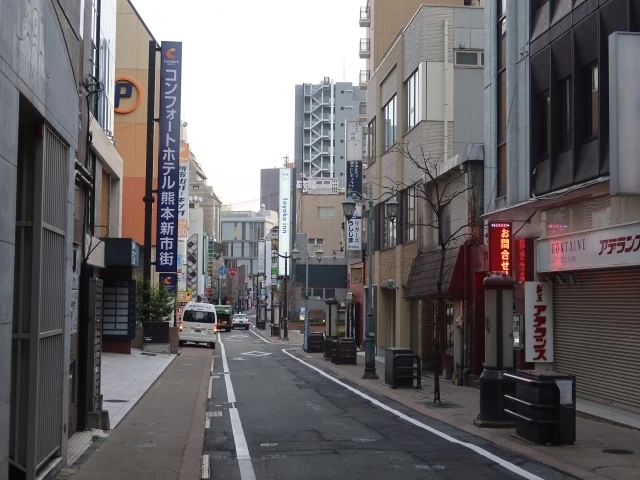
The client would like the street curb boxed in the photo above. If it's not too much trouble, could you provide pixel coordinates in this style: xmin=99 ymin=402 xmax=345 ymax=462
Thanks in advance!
xmin=292 ymin=350 xmax=608 ymax=480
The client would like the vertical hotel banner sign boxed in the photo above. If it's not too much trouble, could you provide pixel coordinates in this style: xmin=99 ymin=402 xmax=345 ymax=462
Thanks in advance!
xmin=488 ymin=222 xmax=512 ymax=275
xmin=278 ymin=168 xmax=292 ymax=276
xmin=345 ymin=120 xmax=364 ymax=251
xmin=156 ymin=41 xmax=183 ymax=272
xmin=257 ymin=238 xmax=266 ymax=275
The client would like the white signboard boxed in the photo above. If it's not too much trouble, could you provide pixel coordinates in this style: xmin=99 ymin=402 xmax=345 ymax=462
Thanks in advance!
xmin=278 ymin=168 xmax=292 ymax=276
xmin=537 ymin=222 xmax=640 ymax=272
xmin=345 ymin=120 xmax=364 ymax=162
xmin=524 ymin=281 xmax=554 ymax=363
xmin=347 ymin=205 xmax=363 ymax=251
xmin=257 ymin=238 xmax=266 ymax=275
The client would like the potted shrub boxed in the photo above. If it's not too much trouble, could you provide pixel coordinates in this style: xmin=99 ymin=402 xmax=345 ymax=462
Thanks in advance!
xmin=136 ymin=278 xmax=174 ymax=344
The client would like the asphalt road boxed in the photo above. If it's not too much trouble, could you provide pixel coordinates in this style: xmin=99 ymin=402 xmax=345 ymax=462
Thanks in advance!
xmin=203 ymin=320 xmax=574 ymax=480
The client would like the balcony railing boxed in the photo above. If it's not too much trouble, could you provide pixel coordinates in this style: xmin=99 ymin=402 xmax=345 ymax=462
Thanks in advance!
xmin=359 ymin=38 xmax=370 ymax=58
xmin=360 ymin=6 xmax=371 ymax=26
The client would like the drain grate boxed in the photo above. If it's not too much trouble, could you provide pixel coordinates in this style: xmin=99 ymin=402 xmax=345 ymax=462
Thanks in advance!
xmin=140 ymin=352 xmax=157 ymax=356
xmin=602 ymin=449 xmax=634 ymax=455
xmin=104 ymin=399 xmax=128 ymax=403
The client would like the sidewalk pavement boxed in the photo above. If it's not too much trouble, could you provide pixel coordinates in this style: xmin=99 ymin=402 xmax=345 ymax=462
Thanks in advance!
xmin=295 ymin=351 xmax=640 ymax=480
xmin=58 ymin=347 xmax=209 ymax=479
xmin=65 ymin=349 xmax=176 ymax=467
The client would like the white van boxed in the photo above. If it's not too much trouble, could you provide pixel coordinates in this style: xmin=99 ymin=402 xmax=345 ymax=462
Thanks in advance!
xmin=179 ymin=302 xmax=217 ymax=348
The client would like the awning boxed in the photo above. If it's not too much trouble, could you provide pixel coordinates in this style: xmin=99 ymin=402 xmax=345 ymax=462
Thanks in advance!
xmin=404 ymin=246 xmax=465 ymax=299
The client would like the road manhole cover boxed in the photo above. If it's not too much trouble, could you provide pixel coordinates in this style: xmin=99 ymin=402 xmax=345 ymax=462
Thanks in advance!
xmin=602 ymin=449 xmax=634 ymax=455
xmin=126 ymin=443 xmax=155 ymax=448
xmin=104 ymin=400 xmax=128 ymax=403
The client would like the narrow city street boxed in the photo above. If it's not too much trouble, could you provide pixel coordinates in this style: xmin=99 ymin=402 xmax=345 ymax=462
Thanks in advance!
xmin=203 ymin=318 xmax=574 ymax=480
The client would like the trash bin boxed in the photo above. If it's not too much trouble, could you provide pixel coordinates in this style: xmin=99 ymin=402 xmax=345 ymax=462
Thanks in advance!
xmin=270 ymin=324 xmax=280 ymax=338
xmin=324 ymin=336 xmax=338 ymax=360
xmin=384 ymin=348 xmax=413 ymax=387
xmin=503 ymin=370 xmax=576 ymax=445
xmin=334 ymin=338 xmax=357 ymax=365
xmin=307 ymin=332 xmax=324 ymax=353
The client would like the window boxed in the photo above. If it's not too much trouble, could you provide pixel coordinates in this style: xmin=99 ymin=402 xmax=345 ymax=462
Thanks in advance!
xmin=183 ymin=310 xmax=216 ymax=324
xmin=309 ymin=238 xmax=324 ymax=246
xmin=368 ymin=117 xmax=376 ymax=164
xmin=383 ymin=95 xmax=397 ymax=150
xmin=406 ymin=70 xmax=420 ymax=131
xmin=586 ymin=65 xmax=599 ymax=139
xmin=445 ymin=303 xmax=454 ymax=351
xmin=540 ymin=91 xmax=550 ymax=158
xmin=403 ymin=186 xmax=417 ymax=242
xmin=317 ymin=206 xmax=335 ymax=219
xmin=325 ymin=288 xmax=336 ymax=299
xmin=454 ymin=51 xmax=483 ymax=67
xmin=560 ymin=77 xmax=572 ymax=152
xmin=438 ymin=202 xmax=451 ymax=246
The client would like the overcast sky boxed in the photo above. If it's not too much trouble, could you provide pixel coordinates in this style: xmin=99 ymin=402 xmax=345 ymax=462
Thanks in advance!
xmin=130 ymin=0 xmax=363 ymax=211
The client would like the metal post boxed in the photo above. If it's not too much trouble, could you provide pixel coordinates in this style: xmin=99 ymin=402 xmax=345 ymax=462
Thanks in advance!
xmin=283 ymin=255 xmax=289 ymax=341
xmin=363 ymin=182 xmax=378 ymax=379
xmin=143 ymin=40 xmax=158 ymax=322
xmin=304 ymin=249 xmax=310 ymax=351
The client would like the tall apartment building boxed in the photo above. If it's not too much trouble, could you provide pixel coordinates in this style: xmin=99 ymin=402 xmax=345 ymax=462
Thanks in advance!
xmin=293 ymin=79 xmax=365 ymax=185
xmin=484 ymin=0 xmax=640 ymax=411
xmin=363 ymin=4 xmax=485 ymax=382
xmin=260 ymin=167 xmax=280 ymax=213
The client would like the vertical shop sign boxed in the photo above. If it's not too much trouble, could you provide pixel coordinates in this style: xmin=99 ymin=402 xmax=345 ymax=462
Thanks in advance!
xmin=156 ymin=41 xmax=183 ymax=272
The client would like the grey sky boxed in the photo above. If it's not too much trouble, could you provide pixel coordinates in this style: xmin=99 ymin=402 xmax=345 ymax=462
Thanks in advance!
xmin=130 ymin=0 xmax=363 ymax=211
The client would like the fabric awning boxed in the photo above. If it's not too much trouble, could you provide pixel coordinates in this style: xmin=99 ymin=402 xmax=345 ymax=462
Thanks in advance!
xmin=404 ymin=246 xmax=465 ymax=299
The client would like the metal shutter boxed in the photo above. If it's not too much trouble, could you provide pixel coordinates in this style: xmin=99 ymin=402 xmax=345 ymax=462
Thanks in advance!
xmin=553 ymin=268 xmax=640 ymax=410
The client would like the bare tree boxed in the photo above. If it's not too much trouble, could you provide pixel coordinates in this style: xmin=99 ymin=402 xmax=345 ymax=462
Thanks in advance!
xmin=272 ymin=277 xmax=302 ymax=320
xmin=388 ymin=143 xmax=481 ymax=405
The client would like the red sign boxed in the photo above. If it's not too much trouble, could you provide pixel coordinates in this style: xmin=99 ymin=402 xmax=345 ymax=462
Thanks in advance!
xmin=488 ymin=222 xmax=512 ymax=275
xmin=524 ymin=282 xmax=554 ymax=362
xmin=229 ymin=267 xmax=238 ymax=279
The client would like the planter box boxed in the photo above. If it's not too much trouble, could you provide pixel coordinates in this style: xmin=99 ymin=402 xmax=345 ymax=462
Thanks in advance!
xmin=143 ymin=322 xmax=170 ymax=344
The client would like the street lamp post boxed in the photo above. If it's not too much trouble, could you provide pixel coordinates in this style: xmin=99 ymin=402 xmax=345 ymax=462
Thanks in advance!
xmin=342 ymin=182 xmax=399 ymax=380
xmin=272 ymin=251 xmax=293 ymax=341
xmin=291 ymin=244 xmax=323 ymax=352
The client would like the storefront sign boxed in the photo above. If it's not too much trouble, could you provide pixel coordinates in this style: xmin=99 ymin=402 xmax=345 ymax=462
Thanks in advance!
xmin=156 ymin=41 xmax=183 ymax=272
xmin=278 ymin=169 xmax=291 ymax=275
xmin=258 ymin=238 xmax=266 ymax=275
xmin=537 ymin=222 xmax=640 ymax=272
xmin=524 ymin=281 xmax=554 ymax=363
xmin=488 ymin=222 xmax=512 ymax=275
xmin=514 ymin=238 xmax=534 ymax=283
xmin=178 ymin=143 xmax=189 ymax=238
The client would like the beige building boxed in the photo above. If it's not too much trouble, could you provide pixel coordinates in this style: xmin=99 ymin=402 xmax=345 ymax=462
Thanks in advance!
xmin=364 ymin=3 xmax=486 ymax=382
xmin=358 ymin=0 xmax=477 ymax=86
xmin=297 ymin=183 xmax=346 ymax=257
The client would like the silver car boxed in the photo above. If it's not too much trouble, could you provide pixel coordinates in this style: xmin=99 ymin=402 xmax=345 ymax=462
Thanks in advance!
xmin=232 ymin=313 xmax=250 ymax=330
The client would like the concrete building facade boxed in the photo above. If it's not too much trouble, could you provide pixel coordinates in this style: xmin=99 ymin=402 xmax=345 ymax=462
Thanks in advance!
xmin=1 ymin=0 xmax=83 ymax=477
xmin=484 ymin=0 xmax=640 ymax=411
xmin=294 ymin=79 xmax=365 ymax=185
xmin=260 ymin=167 xmax=280 ymax=213
xmin=364 ymin=4 xmax=485 ymax=380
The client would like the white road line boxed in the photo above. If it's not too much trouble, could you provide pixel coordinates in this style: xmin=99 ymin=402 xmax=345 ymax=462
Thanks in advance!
xmin=248 ymin=327 xmax=271 ymax=344
xmin=211 ymin=356 xmax=214 ymax=374
xmin=218 ymin=332 xmax=256 ymax=480
xmin=205 ymin=417 xmax=211 ymax=429
xmin=220 ymin=338 xmax=230 ymax=373
xmin=201 ymin=454 xmax=210 ymax=479
xmin=218 ymin=336 xmax=236 ymax=404
xmin=208 ymin=377 xmax=213 ymax=400
xmin=282 ymin=349 xmax=545 ymax=480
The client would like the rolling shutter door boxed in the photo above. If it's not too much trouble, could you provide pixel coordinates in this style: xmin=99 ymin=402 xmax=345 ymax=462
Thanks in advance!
xmin=553 ymin=268 xmax=640 ymax=410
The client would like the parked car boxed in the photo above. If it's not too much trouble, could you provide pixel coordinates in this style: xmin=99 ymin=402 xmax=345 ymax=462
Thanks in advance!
xmin=232 ymin=313 xmax=250 ymax=330
xmin=179 ymin=302 xmax=217 ymax=348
